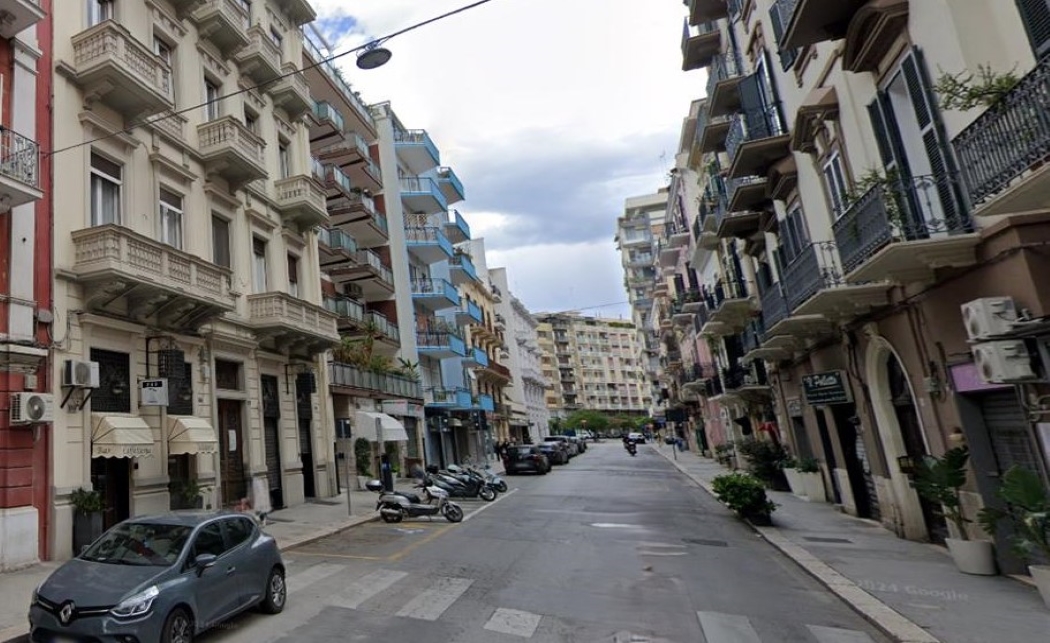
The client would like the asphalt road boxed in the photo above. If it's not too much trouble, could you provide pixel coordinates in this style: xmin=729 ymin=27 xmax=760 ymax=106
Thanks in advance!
xmin=204 ymin=443 xmax=890 ymax=643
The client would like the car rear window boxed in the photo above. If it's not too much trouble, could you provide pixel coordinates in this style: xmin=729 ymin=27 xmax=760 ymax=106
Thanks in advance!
xmin=511 ymin=446 xmax=533 ymax=456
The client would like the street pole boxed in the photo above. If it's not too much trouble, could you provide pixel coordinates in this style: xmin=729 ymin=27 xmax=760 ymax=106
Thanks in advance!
xmin=344 ymin=435 xmax=353 ymax=516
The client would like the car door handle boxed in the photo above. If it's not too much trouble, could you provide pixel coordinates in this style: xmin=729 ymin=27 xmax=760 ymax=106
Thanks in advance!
xmin=225 ymin=566 xmax=236 ymax=575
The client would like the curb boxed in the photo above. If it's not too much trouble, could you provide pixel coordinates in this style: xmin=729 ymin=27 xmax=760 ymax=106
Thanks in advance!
xmin=652 ymin=446 xmax=941 ymax=643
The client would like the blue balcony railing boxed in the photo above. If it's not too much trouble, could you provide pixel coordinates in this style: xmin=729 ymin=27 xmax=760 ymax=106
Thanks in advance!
xmin=449 ymin=210 xmax=471 ymax=240
xmin=472 ymin=347 xmax=489 ymax=368
xmin=465 ymin=299 xmax=483 ymax=322
xmin=478 ymin=394 xmax=495 ymax=412
xmin=400 ymin=175 xmax=448 ymax=210
xmin=450 ymin=253 xmax=478 ymax=281
xmin=406 ymin=225 xmax=454 ymax=256
xmin=427 ymin=387 xmax=472 ymax=408
xmin=411 ymin=277 xmax=460 ymax=305
xmin=394 ymin=129 xmax=440 ymax=165
xmin=437 ymin=166 xmax=465 ymax=200
xmin=416 ymin=331 xmax=467 ymax=356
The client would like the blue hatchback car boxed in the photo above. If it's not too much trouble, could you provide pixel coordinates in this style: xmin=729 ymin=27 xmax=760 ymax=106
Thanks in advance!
xmin=29 ymin=511 xmax=286 ymax=643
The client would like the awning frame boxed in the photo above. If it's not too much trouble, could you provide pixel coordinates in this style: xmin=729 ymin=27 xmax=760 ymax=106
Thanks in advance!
xmin=91 ymin=413 xmax=156 ymax=459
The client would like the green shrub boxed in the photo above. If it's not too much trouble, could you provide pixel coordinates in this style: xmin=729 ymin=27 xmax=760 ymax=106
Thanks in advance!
xmin=735 ymin=437 xmax=791 ymax=486
xmin=70 ymin=487 xmax=104 ymax=514
xmin=796 ymin=457 xmax=820 ymax=473
xmin=712 ymin=472 xmax=777 ymax=517
xmin=354 ymin=437 xmax=374 ymax=477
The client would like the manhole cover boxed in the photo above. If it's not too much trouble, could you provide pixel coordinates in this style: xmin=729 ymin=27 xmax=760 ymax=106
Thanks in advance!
xmin=682 ymin=538 xmax=728 ymax=547
xmin=803 ymin=537 xmax=852 ymax=543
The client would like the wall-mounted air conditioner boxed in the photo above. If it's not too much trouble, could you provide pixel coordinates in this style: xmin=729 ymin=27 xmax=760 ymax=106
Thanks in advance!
xmin=961 ymin=297 xmax=1018 ymax=341
xmin=972 ymin=340 xmax=1035 ymax=384
xmin=63 ymin=359 xmax=100 ymax=388
xmin=11 ymin=393 xmax=54 ymax=424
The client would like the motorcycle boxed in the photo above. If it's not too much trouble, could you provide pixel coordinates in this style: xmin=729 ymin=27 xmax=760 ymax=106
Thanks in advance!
xmin=450 ymin=464 xmax=507 ymax=494
xmin=427 ymin=465 xmax=498 ymax=501
xmin=461 ymin=461 xmax=509 ymax=493
xmin=366 ymin=478 xmax=464 ymax=523
xmin=626 ymin=441 xmax=637 ymax=457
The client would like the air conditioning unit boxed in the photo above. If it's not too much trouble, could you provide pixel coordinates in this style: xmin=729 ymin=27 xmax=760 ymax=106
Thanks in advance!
xmin=961 ymin=297 xmax=1018 ymax=341
xmin=64 ymin=359 xmax=100 ymax=388
xmin=972 ymin=341 xmax=1036 ymax=383
xmin=11 ymin=393 xmax=54 ymax=424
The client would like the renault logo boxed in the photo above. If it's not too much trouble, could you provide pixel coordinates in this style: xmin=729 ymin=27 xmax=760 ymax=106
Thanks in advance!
xmin=58 ymin=601 xmax=76 ymax=625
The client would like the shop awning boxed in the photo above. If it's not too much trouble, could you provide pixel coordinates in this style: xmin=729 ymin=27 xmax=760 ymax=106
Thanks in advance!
xmin=91 ymin=414 xmax=156 ymax=459
xmin=167 ymin=416 xmax=219 ymax=455
xmin=356 ymin=411 xmax=409 ymax=442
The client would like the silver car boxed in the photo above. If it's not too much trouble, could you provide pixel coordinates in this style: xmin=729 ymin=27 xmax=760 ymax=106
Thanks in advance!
xmin=29 ymin=511 xmax=286 ymax=643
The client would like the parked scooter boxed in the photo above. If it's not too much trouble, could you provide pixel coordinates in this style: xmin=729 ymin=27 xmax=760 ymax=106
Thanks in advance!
xmin=459 ymin=461 xmax=509 ymax=493
xmin=427 ymin=465 xmax=498 ymax=501
xmin=449 ymin=464 xmax=506 ymax=495
xmin=366 ymin=478 xmax=464 ymax=523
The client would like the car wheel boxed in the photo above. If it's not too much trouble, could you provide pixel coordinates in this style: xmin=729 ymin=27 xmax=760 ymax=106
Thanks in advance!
xmin=259 ymin=566 xmax=287 ymax=614
xmin=161 ymin=607 xmax=194 ymax=643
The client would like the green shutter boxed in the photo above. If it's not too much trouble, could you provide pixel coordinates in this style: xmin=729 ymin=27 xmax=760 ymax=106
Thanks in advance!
xmin=1016 ymin=0 xmax=1050 ymax=59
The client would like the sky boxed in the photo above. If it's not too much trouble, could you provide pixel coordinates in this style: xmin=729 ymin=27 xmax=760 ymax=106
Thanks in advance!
xmin=308 ymin=0 xmax=698 ymax=319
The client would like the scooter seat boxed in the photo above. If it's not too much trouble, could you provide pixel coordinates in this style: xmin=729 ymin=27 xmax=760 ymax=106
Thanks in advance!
xmin=396 ymin=491 xmax=423 ymax=504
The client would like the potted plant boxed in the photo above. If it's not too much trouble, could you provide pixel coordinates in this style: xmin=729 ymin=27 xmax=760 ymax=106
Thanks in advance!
xmin=70 ymin=487 xmax=104 ymax=553
xmin=914 ymin=447 xmax=997 ymax=575
xmin=169 ymin=479 xmax=206 ymax=510
xmin=780 ymin=456 xmax=804 ymax=496
xmin=735 ymin=437 xmax=791 ymax=491
xmin=711 ymin=471 xmax=778 ymax=526
xmin=354 ymin=437 xmax=375 ymax=490
xmin=978 ymin=466 xmax=1050 ymax=606
xmin=796 ymin=457 xmax=825 ymax=502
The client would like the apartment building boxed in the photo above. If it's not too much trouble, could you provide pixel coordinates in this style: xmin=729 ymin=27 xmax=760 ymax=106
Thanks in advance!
xmin=0 ymin=0 xmax=48 ymax=569
xmin=536 ymin=320 xmax=562 ymax=414
xmin=667 ymin=0 xmax=1050 ymax=573
xmin=491 ymin=270 xmax=551 ymax=443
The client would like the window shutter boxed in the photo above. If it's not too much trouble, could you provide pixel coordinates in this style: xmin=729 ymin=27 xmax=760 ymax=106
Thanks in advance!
xmin=738 ymin=73 xmax=773 ymax=140
xmin=768 ymin=1 xmax=798 ymax=70
xmin=1016 ymin=0 xmax=1050 ymax=59
xmin=866 ymin=99 xmax=896 ymax=171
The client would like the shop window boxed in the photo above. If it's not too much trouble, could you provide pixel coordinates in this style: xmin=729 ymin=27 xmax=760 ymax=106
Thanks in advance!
xmin=90 ymin=348 xmax=131 ymax=413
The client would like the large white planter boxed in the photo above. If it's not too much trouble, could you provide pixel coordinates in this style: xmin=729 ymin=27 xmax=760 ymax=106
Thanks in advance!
xmin=945 ymin=538 xmax=997 ymax=576
xmin=799 ymin=471 xmax=825 ymax=502
xmin=1030 ymin=564 xmax=1050 ymax=609
xmin=783 ymin=468 xmax=805 ymax=497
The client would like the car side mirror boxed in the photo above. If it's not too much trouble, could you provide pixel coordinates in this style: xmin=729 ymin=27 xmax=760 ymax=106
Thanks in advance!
xmin=193 ymin=553 xmax=218 ymax=576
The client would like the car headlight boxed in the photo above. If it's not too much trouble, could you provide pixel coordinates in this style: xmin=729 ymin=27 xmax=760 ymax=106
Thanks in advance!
xmin=110 ymin=585 xmax=159 ymax=619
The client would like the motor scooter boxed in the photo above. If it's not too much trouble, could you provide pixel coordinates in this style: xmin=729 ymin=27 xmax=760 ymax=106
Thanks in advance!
xmin=460 ymin=461 xmax=509 ymax=493
xmin=427 ymin=466 xmax=498 ymax=501
xmin=366 ymin=478 xmax=464 ymax=523
xmin=450 ymin=464 xmax=507 ymax=494
xmin=626 ymin=441 xmax=637 ymax=456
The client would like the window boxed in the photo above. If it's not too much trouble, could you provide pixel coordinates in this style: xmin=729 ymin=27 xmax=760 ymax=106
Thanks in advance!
xmin=191 ymin=523 xmax=227 ymax=559
xmin=244 ymin=108 xmax=259 ymax=135
xmin=90 ymin=153 xmax=121 ymax=226
xmin=90 ymin=348 xmax=131 ymax=413
xmin=235 ymin=0 xmax=251 ymax=26
xmin=269 ymin=26 xmax=283 ymax=54
xmin=278 ymin=144 xmax=291 ymax=179
xmin=159 ymin=188 xmax=183 ymax=249
xmin=204 ymin=79 xmax=220 ymax=121
xmin=223 ymin=517 xmax=254 ymax=549
xmin=822 ymin=150 xmax=850 ymax=218
xmin=252 ymin=238 xmax=268 ymax=293
xmin=212 ymin=215 xmax=231 ymax=268
xmin=154 ymin=37 xmax=172 ymax=66
xmin=287 ymin=254 xmax=299 ymax=297
xmin=778 ymin=206 xmax=810 ymax=265
xmin=87 ymin=0 xmax=113 ymax=26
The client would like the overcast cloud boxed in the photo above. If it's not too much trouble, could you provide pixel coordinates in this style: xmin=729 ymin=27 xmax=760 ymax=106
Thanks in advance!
xmin=310 ymin=0 xmax=697 ymax=317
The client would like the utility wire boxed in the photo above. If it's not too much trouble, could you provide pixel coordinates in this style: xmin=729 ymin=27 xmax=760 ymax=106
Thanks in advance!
xmin=46 ymin=0 xmax=500 ymax=157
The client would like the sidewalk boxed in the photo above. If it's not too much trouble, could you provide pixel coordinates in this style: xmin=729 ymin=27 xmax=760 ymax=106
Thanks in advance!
xmin=653 ymin=444 xmax=1050 ymax=643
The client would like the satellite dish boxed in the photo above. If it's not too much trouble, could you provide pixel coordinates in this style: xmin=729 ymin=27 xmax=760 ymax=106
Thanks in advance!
xmin=357 ymin=46 xmax=392 ymax=70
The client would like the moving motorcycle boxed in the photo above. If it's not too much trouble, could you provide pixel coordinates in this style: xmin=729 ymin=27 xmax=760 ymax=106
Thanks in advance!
xmin=626 ymin=441 xmax=637 ymax=457
xmin=366 ymin=478 xmax=464 ymax=523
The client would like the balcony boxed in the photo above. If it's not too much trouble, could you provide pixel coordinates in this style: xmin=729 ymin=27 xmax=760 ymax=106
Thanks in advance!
xmin=302 ymin=33 xmax=376 ymax=137
xmin=269 ymin=64 xmax=312 ymax=120
xmin=66 ymin=21 xmax=173 ymax=118
xmin=464 ymin=346 xmax=490 ymax=368
xmin=317 ymin=227 xmax=358 ymax=269
xmin=309 ymin=101 xmax=346 ymax=146
xmin=478 ymin=394 xmax=496 ymax=413
xmin=479 ymin=359 xmax=512 ymax=383
xmin=708 ymin=52 xmax=745 ymax=117
xmin=197 ymin=116 xmax=266 ymax=189
xmin=329 ymin=193 xmax=389 ymax=247
xmin=190 ymin=0 xmax=251 ymax=57
xmin=721 ymin=361 xmax=771 ymax=402
xmin=953 ymin=56 xmax=1050 ymax=217
xmin=426 ymin=387 xmax=472 ymax=408
xmin=316 ymin=132 xmax=370 ymax=168
xmin=719 ymin=178 xmax=767 ymax=239
xmin=658 ymin=240 xmax=680 ymax=267
xmin=275 ymin=175 xmax=328 ymax=231
xmin=727 ymin=175 xmax=770 ymax=214
xmin=411 ymin=277 xmax=460 ymax=311
xmin=449 ymin=252 xmax=479 ymax=285
xmin=0 ymin=0 xmax=45 ymax=39
xmin=672 ymin=301 xmax=693 ymax=327
xmin=780 ymin=241 xmax=892 ymax=322
xmin=726 ymin=105 xmax=791 ymax=179
xmin=283 ymin=0 xmax=317 ymax=26
xmin=0 ymin=128 xmax=42 ymax=209
xmin=329 ymin=362 xmax=422 ymax=400
xmin=698 ymin=111 xmax=731 ymax=154
xmin=69 ymin=224 xmax=235 ymax=331
xmin=247 ymin=292 xmax=339 ymax=357
xmin=400 ymin=176 xmax=448 ymax=215
xmin=394 ymin=129 xmax=441 ymax=175
xmin=346 ymin=157 xmax=383 ymax=193
xmin=324 ymin=295 xmax=367 ymax=330
xmin=444 ymin=210 xmax=471 ymax=243
xmin=331 ymin=250 xmax=394 ymax=299
xmin=405 ymin=225 xmax=454 ymax=263
xmin=417 ymin=332 xmax=467 ymax=359
xmin=831 ymin=173 xmax=978 ymax=285
xmin=707 ymin=278 xmax=757 ymax=328
xmin=780 ymin=0 xmax=861 ymax=49
xmin=368 ymin=311 xmax=400 ymax=345
xmin=782 ymin=0 xmax=907 ymax=71
xmin=688 ymin=0 xmax=730 ymax=25
xmin=236 ymin=25 xmax=282 ymax=86
xmin=320 ymin=163 xmax=354 ymax=197
xmin=455 ymin=299 xmax=484 ymax=325
xmin=669 ymin=221 xmax=691 ymax=248
xmin=681 ymin=19 xmax=721 ymax=71
xmin=436 ymin=166 xmax=466 ymax=205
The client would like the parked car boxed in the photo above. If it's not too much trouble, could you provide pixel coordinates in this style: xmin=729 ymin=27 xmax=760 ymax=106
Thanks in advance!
xmin=503 ymin=445 xmax=550 ymax=474
xmin=536 ymin=442 xmax=570 ymax=465
xmin=30 ymin=511 xmax=286 ymax=643
xmin=569 ymin=436 xmax=587 ymax=453
xmin=545 ymin=436 xmax=579 ymax=457
xmin=627 ymin=432 xmax=646 ymax=444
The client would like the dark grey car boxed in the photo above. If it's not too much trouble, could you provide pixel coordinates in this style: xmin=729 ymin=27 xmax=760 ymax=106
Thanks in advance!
xmin=29 ymin=511 xmax=286 ymax=643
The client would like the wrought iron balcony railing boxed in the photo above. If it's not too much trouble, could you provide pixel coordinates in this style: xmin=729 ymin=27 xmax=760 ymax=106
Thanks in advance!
xmin=725 ymin=105 xmax=788 ymax=164
xmin=706 ymin=51 xmax=744 ymax=100
xmin=779 ymin=241 xmax=842 ymax=312
xmin=758 ymin=281 xmax=789 ymax=332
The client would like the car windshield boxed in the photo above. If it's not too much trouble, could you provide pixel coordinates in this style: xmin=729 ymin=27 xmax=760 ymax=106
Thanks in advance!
xmin=80 ymin=522 xmax=193 ymax=567
xmin=511 ymin=447 xmax=533 ymax=455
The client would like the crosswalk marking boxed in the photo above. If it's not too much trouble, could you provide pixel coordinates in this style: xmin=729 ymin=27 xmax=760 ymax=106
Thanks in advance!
xmin=395 ymin=576 xmax=474 ymax=621
xmin=328 ymin=569 xmax=409 ymax=610
xmin=697 ymin=611 xmax=763 ymax=643
xmin=484 ymin=607 xmax=543 ymax=638
xmin=807 ymin=625 xmax=878 ymax=643
xmin=287 ymin=562 xmax=346 ymax=593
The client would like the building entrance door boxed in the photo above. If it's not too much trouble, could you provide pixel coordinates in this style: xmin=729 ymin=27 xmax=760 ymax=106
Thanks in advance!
xmin=218 ymin=399 xmax=246 ymax=506
xmin=90 ymin=457 xmax=130 ymax=530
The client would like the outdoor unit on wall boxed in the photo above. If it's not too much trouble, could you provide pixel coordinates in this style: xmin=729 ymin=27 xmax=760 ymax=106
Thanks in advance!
xmin=961 ymin=297 xmax=1019 ymax=341
xmin=11 ymin=393 xmax=54 ymax=424
xmin=63 ymin=359 xmax=100 ymax=388
xmin=972 ymin=340 xmax=1036 ymax=384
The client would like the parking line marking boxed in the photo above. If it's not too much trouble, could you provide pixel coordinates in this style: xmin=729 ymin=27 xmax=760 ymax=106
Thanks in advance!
xmin=288 ymin=550 xmax=385 ymax=561
xmin=395 ymin=576 xmax=474 ymax=620
xmin=463 ymin=488 xmax=519 ymax=522
xmin=329 ymin=569 xmax=409 ymax=610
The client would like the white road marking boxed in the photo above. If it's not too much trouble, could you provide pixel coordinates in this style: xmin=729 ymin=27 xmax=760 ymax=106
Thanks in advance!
xmin=395 ymin=576 xmax=474 ymax=621
xmin=808 ymin=625 xmax=878 ymax=643
xmin=591 ymin=523 xmax=646 ymax=529
xmin=462 ymin=487 xmax=519 ymax=521
xmin=484 ymin=607 xmax=543 ymax=638
xmin=287 ymin=562 xmax=347 ymax=593
xmin=328 ymin=569 xmax=409 ymax=610
xmin=697 ymin=611 xmax=763 ymax=643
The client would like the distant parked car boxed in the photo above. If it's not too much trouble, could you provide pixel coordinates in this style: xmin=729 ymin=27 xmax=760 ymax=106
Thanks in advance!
xmin=627 ymin=432 xmax=646 ymax=444
xmin=503 ymin=445 xmax=550 ymax=474
xmin=545 ymin=436 xmax=579 ymax=457
xmin=536 ymin=442 xmax=569 ymax=465
xmin=30 ymin=511 xmax=286 ymax=643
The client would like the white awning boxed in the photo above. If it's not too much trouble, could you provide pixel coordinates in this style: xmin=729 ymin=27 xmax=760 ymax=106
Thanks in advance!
xmin=356 ymin=411 xmax=409 ymax=442
xmin=167 ymin=416 xmax=219 ymax=455
xmin=91 ymin=414 xmax=156 ymax=459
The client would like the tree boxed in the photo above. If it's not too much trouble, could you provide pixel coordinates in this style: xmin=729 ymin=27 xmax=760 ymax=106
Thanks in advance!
xmin=564 ymin=410 xmax=609 ymax=434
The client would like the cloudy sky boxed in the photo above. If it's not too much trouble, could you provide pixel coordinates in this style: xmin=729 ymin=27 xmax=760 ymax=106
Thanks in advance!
xmin=309 ymin=0 xmax=697 ymax=318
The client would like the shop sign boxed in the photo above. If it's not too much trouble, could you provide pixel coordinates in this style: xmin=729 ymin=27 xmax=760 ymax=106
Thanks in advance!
xmin=786 ymin=398 xmax=803 ymax=417
xmin=801 ymin=370 xmax=853 ymax=406
xmin=139 ymin=379 xmax=168 ymax=406
xmin=93 ymin=444 xmax=154 ymax=458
